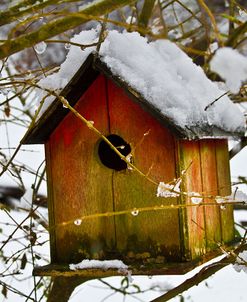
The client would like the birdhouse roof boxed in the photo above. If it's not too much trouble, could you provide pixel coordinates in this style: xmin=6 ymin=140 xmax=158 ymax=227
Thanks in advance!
xmin=22 ymin=30 xmax=245 ymax=144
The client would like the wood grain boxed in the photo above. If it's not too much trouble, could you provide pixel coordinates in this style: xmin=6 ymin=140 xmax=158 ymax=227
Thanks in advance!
xmin=107 ymin=79 xmax=181 ymax=262
xmin=48 ymin=75 xmax=115 ymax=263
xmin=177 ymin=140 xmax=206 ymax=259
xmin=215 ymin=139 xmax=234 ymax=243
xmin=200 ymin=140 xmax=221 ymax=250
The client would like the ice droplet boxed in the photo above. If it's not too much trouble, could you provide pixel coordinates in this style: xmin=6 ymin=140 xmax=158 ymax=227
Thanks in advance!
xmin=74 ymin=219 xmax=82 ymax=226
xmin=191 ymin=197 xmax=202 ymax=204
xmin=239 ymin=9 xmax=246 ymax=18
xmin=189 ymin=192 xmax=203 ymax=204
xmin=34 ymin=41 xmax=47 ymax=54
xmin=131 ymin=208 xmax=139 ymax=216
xmin=1 ymin=87 xmax=11 ymax=96
xmin=215 ymin=196 xmax=224 ymax=204
xmin=64 ymin=43 xmax=71 ymax=50
xmin=26 ymin=70 xmax=32 ymax=79
xmin=117 ymin=145 xmax=125 ymax=149
xmin=61 ymin=97 xmax=69 ymax=108
xmin=220 ymin=204 xmax=226 ymax=210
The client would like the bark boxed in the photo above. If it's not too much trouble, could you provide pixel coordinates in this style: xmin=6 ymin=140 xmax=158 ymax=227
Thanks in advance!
xmin=138 ymin=0 xmax=156 ymax=29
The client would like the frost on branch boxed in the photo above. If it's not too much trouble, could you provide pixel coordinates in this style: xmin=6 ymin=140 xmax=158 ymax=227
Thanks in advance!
xmin=233 ymin=251 xmax=247 ymax=274
xmin=188 ymin=192 xmax=203 ymax=204
xmin=230 ymin=189 xmax=247 ymax=203
xmin=157 ymin=181 xmax=180 ymax=198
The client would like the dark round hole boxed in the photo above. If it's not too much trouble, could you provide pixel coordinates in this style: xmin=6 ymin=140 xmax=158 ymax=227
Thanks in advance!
xmin=98 ymin=134 xmax=131 ymax=171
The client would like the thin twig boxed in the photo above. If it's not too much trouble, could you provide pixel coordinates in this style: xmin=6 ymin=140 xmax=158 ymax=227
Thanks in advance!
xmin=204 ymin=91 xmax=229 ymax=111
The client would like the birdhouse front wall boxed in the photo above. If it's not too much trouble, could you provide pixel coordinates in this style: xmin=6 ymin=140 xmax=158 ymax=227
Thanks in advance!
xmin=45 ymin=75 xmax=181 ymax=265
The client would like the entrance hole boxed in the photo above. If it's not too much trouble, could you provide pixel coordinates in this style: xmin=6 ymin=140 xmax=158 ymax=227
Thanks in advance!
xmin=98 ymin=134 xmax=131 ymax=171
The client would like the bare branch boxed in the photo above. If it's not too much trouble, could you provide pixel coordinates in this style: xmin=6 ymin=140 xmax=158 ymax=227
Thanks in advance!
xmin=138 ymin=0 xmax=156 ymax=29
xmin=0 ymin=0 xmax=135 ymax=60
xmin=151 ymin=242 xmax=247 ymax=302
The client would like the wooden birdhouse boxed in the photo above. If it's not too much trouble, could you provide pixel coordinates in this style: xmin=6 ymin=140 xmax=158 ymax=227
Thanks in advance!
xmin=22 ymin=31 xmax=245 ymax=278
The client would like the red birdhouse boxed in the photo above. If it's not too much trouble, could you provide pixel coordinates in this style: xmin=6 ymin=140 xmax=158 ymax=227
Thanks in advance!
xmin=22 ymin=31 xmax=244 ymax=278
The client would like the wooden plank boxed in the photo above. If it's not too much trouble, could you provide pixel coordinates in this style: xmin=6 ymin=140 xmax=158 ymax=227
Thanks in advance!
xmin=106 ymin=79 xmax=181 ymax=263
xmin=177 ymin=140 xmax=206 ymax=260
xmin=48 ymin=75 xmax=115 ymax=263
xmin=33 ymin=243 xmax=232 ymax=277
xmin=32 ymin=259 xmax=203 ymax=277
xmin=199 ymin=140 xmax=221 ymax=250
xmin=44 ymin=142 xmax=56 ymax=262
xmin=215 ymin=139 xmax=234 ymax=243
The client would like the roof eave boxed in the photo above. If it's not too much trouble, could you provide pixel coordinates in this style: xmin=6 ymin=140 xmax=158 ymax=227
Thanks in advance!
xmin=21 ymin=53 xmax=244 ymax=145
xmin=21 ymin=53 xmax=99 ymax=144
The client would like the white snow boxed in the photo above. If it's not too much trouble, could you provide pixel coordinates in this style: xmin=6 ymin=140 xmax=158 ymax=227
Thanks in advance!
xmin=238 ymin=9 xmax=247 ymax=22
xmin=230 ymin=189 xmax=247 ymax=202
xmin=36 ymin=28 xmax=99 ymax=114
xmin=69 ymin=259 xmax=128 ymax=271
xmin=189 ymin=192 xmax=203 ymax=204
xmin=233 ymin=251 xmax=247 ymax=273
xmin=157 ymin=182 xmax=180 ymax=198
xmin=35 ymin=30 xmax=245 ymax=137
xmin=210 ymin=47 xmax=247 ymax=94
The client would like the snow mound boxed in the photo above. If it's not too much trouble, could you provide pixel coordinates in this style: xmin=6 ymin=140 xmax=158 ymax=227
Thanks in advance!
xmin=233 ymin=251 xmax=247 ymax=274
xmin=69 ymin=259 xmax=128 ymax=271
xmin=210 ymin=47 xmax=247 ymax=94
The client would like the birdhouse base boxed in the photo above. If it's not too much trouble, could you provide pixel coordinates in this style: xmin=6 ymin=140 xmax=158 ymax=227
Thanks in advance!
xmin=33 ymin=247 xmax=228 ymax=278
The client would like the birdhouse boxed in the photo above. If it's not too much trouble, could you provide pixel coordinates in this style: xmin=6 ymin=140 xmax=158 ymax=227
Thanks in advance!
xmin=22 ymin=31 xmax=245 ymax=277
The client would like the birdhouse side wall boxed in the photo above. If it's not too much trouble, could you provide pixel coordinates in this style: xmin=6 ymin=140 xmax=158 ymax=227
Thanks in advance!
xmin=177 ymin=139 xmax=233 ymax=260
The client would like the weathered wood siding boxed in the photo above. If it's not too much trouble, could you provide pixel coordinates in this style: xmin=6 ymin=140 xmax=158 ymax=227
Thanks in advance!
xmin=215 ymin=140 xmax=234 ymax=242
xmin=46 ymin=75 xmax=181 ymax=264
xmin=177 ymin=141 xmax=206 ymax=260
xmin=46 ymin=75 xmax=115 ymax=263
xmin=107 ymin=79 xmax=181 ymax=263
xmin=178 ymin=139 xmax=233 ymax=260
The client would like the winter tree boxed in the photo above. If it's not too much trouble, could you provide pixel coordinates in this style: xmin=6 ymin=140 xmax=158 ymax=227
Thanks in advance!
xmin=0 ymin=0 xmax=247 ymax=301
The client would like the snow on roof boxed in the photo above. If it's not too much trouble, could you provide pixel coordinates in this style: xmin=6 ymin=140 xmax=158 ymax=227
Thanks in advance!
xmin=37 ymin=29 xmax=245 ymax=137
